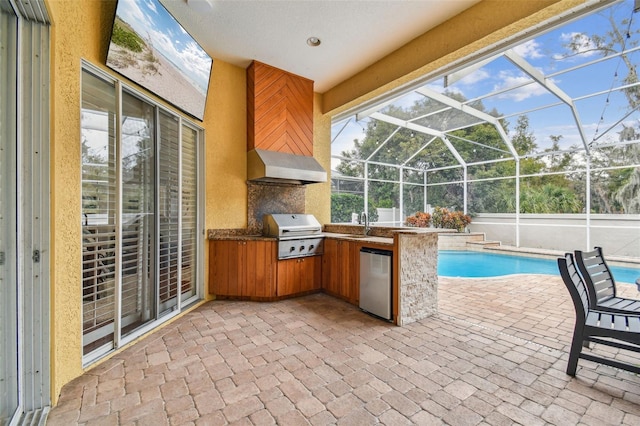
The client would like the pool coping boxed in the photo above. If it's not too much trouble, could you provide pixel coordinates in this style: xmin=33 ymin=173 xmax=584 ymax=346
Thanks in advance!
xmin=481 ymin=244 xmax=640 ymax=268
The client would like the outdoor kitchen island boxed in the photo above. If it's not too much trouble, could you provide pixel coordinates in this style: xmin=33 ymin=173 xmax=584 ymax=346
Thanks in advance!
xmin=208 ymin=225 xmax=441 ymax=326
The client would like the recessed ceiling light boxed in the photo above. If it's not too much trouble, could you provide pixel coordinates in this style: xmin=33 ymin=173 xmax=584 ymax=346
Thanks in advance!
xmin=306 ymin=37 xmax=321 ymax=47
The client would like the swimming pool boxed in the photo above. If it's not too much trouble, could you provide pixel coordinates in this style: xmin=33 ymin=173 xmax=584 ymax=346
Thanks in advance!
xmin=438 ymin=250 xmax=640 ymax=284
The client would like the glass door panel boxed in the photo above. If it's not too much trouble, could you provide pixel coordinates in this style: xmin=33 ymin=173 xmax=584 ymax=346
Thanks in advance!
xmin=181 ymin=125 xmax=198 ymax=303
xmin=158 ymin=111 xmax=179 ymax=314
xmin=0 ymin=2 xmax=18 ymax=422
xmin=121 ymin=91 xmax=156 ymax=336
xmin=81 ymin=70 xmax=117 ymax=355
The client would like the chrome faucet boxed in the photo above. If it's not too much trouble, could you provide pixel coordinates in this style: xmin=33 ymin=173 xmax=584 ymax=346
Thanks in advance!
xmin=360 ymin=212 xmax=370 ymax=235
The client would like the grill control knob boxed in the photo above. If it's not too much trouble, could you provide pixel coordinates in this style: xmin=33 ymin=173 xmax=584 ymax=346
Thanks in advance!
xmin=299 ymin=246 xmax=305 ymax=251
xmin=309 ymin=244 xmax=315 ymax=250
xmin=289 ymin=246 xmax=295 ymax=252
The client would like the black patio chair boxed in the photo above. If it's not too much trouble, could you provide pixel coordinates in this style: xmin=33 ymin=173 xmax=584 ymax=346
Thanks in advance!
xmin=574 ymin=247 xmax=640 ymax=314
xmin=558 ymin=253 xmax=640 ymax=376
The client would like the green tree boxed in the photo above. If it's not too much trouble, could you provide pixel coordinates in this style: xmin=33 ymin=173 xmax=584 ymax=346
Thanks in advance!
xmin=330 ymin=193 xmax=378 ymax=223
xmin=561 ymin=4 xmax=640 ymax=213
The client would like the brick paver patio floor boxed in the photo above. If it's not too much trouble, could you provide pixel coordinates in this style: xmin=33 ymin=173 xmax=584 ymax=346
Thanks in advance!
xmin=47 ymin=274 xmax=640 ymax=425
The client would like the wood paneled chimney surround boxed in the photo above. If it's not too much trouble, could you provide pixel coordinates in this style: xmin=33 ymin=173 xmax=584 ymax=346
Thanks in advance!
xmin=247 ymin=61 xmax=314 ymax=156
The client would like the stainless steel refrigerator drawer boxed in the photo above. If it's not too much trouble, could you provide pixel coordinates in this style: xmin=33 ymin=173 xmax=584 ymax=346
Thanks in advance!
xmin=359 ymin=247 xmax=393 ymax=321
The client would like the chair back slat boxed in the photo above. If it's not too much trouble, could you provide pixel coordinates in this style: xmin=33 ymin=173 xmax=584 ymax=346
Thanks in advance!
xmin=575 ymin=247 xmax=616 ymax=308
xmin=558 ymin=253 xmax=588 ymax=322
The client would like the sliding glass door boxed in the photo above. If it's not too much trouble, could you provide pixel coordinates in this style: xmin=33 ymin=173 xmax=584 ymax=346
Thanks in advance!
xmin=81 ymin=66 xmax=201 ymax=361
xmin=121 ymin=92 xmax=157 ymax=336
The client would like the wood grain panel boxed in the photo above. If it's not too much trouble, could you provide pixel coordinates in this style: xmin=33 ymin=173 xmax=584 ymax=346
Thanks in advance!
xmin=322 ymin=239 xmax=339 ymax=295
xmin=300 ymin=256 xmax=322 ymax=293
xmin=277 ymin=259 xmax=296 ymax=296
xmin=247 ymin=61 xmax=313 ymax=155
xmin=210 ymin=240 xmax=276 ymax=298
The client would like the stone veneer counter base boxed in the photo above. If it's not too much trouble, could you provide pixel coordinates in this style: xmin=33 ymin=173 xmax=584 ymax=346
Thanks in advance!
xmin=396 ymin=232 xmax=438 ymax=326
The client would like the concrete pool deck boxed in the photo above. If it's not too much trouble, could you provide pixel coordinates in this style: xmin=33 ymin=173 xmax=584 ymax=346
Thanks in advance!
xmin=47 ymin=274 xmax=640 ymax=425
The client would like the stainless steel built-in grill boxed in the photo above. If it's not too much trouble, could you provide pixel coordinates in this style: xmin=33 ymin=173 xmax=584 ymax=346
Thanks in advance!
xmin=263 ymin=214 xmax=324 ymax=259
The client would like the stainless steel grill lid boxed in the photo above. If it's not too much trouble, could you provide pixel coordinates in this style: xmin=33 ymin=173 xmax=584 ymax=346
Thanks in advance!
xmin=263 ymin=214 xmax=322 ymax=239
xmin=263 ymin=214 xmax=324 ymax=259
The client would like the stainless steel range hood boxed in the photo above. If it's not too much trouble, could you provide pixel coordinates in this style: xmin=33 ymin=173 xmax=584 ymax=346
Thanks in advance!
xmin=247 ymin=148 xmax=327 ymax=185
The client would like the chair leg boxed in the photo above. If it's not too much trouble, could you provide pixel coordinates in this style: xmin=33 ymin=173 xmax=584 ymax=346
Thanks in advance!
xmin=567 ymin=325 xmax=584 ymax=376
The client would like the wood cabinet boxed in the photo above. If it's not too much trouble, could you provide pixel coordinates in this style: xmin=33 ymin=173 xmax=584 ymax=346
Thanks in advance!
xmin=209 ymin=240 xmax=276 ymax=298
xmin=322 ymin=238 xmax=359 ymax=304
xmin=210 ymin=236 xmax=393 ymax=305
xmin=276 ymin=256 xmax=322 ymax=297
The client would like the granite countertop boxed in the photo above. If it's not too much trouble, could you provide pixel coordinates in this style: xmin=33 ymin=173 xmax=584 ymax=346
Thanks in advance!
xmin=322 ymin=232 xmax=393 ymax=245
xmin=208 ymin=225 xmax=450 ymax=242
xmin=208 ymin=228 xmax=273 ymax=240
xmin=323 ymin=224 xmax=451 ymax=237
xmin=209 ymin=234 xmax=276 ymax=241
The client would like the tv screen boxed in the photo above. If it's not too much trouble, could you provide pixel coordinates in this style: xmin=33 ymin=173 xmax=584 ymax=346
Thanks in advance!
xmin=106 ymin=0 xmax=213 ymax=121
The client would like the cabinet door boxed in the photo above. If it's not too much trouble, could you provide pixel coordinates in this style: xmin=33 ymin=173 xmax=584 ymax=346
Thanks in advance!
xmin=210 ymin=240 xmax=277 ymax=298
xmin=299 ymin=256 xmax=322 ymax=293
xmin=322 ymin=239 xmax=340 ymax=295
xmin=322 ymin=238 xmax=357 ymax=302
xmin=209 ymin=240 xmax=244 ymax=296
xmin=277 ymin=256 xmax=322 ymax=296
xmin=337 ymin=240 xmax=354 ymax=300
xmin=245 ymin=240 xmax=277 ymax=297
xmin=346 ymin=241 xmax=360 ymax=304
xmin=277 ymin=258 xmax=298 ymax=296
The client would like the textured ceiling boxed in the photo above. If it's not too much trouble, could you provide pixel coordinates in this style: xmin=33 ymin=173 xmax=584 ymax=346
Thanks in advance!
xmin=160 ymin=0 xmax=480 ymax=92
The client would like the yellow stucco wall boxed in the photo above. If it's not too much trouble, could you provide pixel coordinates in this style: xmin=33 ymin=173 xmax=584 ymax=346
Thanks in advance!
xmin=306 ymin=93 xmax=332 ymax=224
xmin=49 ymin=0 xmax=105 ymax=404
xmin=46 ymin=0 xmax=590 ymax=405
xmin=204 ymin=61 xmax=249 ymax=230
xmin=47 ymin=0 xmax=250 ymax=403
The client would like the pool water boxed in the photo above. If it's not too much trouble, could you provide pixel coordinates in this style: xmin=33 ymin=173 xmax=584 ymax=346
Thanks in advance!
xmin=438 ymin=250 xmax=640 ymax=284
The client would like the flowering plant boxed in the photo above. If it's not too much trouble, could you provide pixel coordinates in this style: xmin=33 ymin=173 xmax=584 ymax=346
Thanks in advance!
xmin=431 ymin=207 xmax=472 ymax=232
xmin=405 ymin=211 xmax=432 ymax=227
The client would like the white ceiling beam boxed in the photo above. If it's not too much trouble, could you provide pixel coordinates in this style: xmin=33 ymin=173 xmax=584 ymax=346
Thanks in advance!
xmin=402 ymin=135 xmax=438 ymax=166
xmin=503 ymin=49 xmax=590 ymax=153
xmin=365 ymin=127 xmax=402 ymax=161
xmin=370 ymin=112 xmax=444 ymax=138
xmin=444 ymin=52 xmax=502 ymax=87
xmin=415 ymin=86 xmax=519 ymax=159
xmin=440 ymin=135 xmax=466 ymax=167
xmin=370 ymin=112 xmax=466 ymax=167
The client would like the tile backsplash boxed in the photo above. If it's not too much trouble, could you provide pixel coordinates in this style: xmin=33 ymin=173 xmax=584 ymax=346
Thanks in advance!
xmin=247 ymin=181 xmax=305 ymax=233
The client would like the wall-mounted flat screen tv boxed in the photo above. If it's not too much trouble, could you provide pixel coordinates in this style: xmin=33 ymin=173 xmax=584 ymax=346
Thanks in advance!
xmin=106 ymin=0 xmax=213 ymax=121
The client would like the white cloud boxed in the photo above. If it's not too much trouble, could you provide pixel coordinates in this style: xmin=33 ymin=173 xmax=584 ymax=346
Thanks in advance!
xmin=513 ymin=39 xmax=543 ymax=59
xmin=119 ymin=0 xmax=150 ymax=33
xmin=144 ymin=0 xmax=157 ymax=14
xmin=457 ymin=68 xmax=491 ymax=86
xmin=494 ymin=71 xmax=549 ymax=101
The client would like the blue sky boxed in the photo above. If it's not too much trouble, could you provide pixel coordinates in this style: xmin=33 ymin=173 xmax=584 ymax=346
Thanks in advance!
xmin=332 ymin=0 xmax=640 ymax=166
xmin=114 ymin=0 xmax=213 ymax=94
